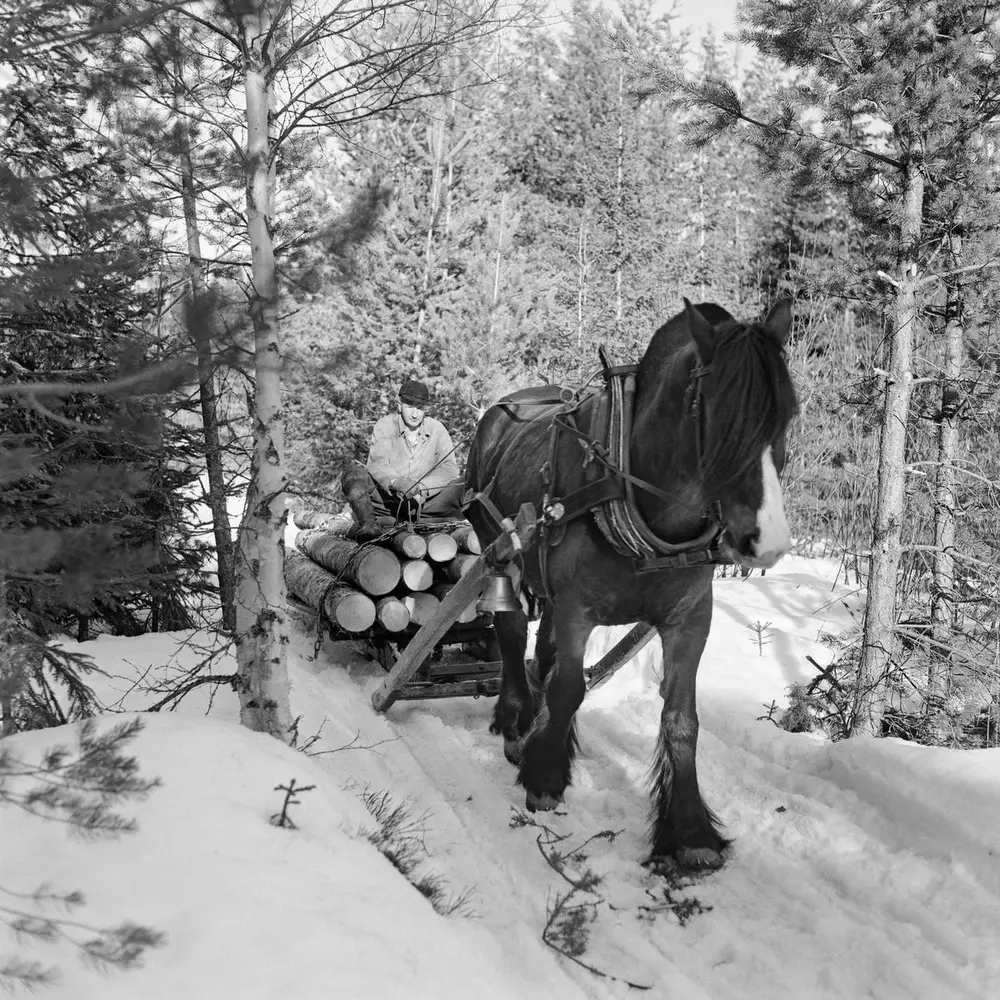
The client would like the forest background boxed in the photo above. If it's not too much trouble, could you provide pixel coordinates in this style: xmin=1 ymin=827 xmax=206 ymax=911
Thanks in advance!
xmin=1 ymin=0 xmax=999 ymax=750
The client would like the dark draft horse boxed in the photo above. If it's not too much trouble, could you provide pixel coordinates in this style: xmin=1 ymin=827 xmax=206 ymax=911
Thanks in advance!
xmin=465 ymin=299 xmax=798 ymax=869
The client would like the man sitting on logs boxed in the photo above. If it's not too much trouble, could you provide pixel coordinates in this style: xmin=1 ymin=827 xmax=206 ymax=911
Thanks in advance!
xmin=342 ymin=379 xmax=465 ymax=534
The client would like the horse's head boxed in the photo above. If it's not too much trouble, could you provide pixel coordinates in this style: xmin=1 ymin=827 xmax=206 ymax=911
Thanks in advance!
xmin=682 ymin=298 xmax=798 ymax=569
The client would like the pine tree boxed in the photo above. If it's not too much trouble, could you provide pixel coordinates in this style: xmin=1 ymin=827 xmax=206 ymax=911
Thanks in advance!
xmin=1 ymin=3 xmax=211 ymax=729
xmin=623 ymin=0 xmax=1000 ymax=737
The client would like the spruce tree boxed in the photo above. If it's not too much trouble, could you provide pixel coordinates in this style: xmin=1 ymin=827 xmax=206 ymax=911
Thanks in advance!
xmin=623 ymin=0 xmax=1000 ymax=737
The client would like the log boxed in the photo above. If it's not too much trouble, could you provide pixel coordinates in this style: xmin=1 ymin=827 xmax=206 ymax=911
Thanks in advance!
xmin=375 ymin=596 xmax=410 ymax=633
xmin=425 ymin=531 xmax=459 ymax=563
xmin=284 ymin=551 xmax=376 ymax=632
xmin=450 ymin=524 xmax=482 ymax=555
xmin=295 ymin=529 xmax=400 ymax=596
xmin=293 ymin=509 xmax=352 ymax=532
xmin=440 ymin=553 xmax=479 ymax=583
xmin=403 ymin=591 xmax=440 ymax=626
xmin=387 ymin=528 xmax=427 ymax=560
xmin=430 ymin=582 xmax=479 ymax=624
xmin=400 ymin=558 xmax=434 ymax=592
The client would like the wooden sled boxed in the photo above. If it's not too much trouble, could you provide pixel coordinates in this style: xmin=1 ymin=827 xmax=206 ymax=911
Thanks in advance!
xmin=367 ymin=502 xmax=658 ymax=713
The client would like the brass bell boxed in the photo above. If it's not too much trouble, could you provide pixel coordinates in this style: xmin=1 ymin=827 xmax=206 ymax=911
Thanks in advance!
xmin=476 ymin=572 xmax=520 ymax=613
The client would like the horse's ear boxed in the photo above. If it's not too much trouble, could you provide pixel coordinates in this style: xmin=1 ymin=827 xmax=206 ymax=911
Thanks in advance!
xmin=763 ymin=298 xmax=793 ymax=344
xmin=684 ymin=298 xmax=715 ymax=364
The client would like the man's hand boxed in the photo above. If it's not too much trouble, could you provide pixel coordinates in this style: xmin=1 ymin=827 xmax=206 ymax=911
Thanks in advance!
xmin=390 ymin=477 xmax=426 ymax=503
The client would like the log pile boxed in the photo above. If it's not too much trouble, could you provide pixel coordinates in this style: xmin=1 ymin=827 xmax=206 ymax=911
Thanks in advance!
xmin=285 ymin=514 xmax=487 ymax=635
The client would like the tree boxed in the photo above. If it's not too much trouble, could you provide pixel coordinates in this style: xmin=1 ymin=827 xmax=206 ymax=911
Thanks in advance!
xmin=0 ymin=2 xmax=220 ymax=732
xmin=623 ymin=0 xmax=1000 ymax=737
xmin=201 ymin=0 xmax=510 ymax=738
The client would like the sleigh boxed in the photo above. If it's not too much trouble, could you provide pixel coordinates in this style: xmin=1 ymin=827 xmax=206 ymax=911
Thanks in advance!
xmin=286 ymin=503 xmax=653 ymax=710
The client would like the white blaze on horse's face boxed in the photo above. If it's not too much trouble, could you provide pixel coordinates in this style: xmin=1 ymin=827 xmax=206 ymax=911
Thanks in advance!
xmin=751 ymin=445 xmax=791 ymax=568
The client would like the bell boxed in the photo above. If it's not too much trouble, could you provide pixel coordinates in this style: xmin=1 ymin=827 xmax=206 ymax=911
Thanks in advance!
xmin=477 ymin=572 xmax=520 ymax=613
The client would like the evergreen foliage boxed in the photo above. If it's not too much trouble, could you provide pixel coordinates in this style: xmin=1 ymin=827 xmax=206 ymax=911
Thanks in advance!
xmin=1 ymin=2 xmax=218 ymax=730
xmin=0 ymin=717 xmax=165 ymax=989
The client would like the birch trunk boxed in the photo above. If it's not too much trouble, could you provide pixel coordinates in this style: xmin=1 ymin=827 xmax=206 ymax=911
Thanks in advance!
xmin=928 ymin=225 xmax=964 ymax=719
xmin=173 ymin=32 xmax=237 ymax=632
xmin=614 ymin=65 xmax=625 ymax=340
xmin=851 ymin=156 xmax=924 ymax=738
xmin=415 ymin=118 xmax=444 ymax=366
xmin=234 ymin=8 xmax=293 ymax=740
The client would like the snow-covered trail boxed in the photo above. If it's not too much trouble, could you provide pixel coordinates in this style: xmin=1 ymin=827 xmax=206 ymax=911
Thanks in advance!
xmin=288 ymin=561 xmax=1000 ymax=1000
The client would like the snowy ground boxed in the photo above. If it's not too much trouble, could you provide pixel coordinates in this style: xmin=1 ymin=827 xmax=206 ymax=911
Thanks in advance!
xmin=4 ymin=555 xmax=999 ymax=999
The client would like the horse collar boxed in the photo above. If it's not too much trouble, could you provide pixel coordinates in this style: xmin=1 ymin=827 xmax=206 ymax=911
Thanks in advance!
xmin=540 ymin=352 xmax=730 ymax=571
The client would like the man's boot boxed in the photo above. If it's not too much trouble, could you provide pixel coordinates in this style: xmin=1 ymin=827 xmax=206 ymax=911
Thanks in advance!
xmin=341 ymin=462 xmax=378 ymax=539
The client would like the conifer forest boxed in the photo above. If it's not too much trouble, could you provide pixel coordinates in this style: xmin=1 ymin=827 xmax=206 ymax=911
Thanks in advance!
xmin=2 ymin=0 xmax=999 ymax=752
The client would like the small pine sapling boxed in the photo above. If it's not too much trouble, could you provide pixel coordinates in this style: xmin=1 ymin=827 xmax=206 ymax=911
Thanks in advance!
xmin=270 ymin=778 xmax=316 ymax=829
xmin=746 ymin=620 xmax=773 ymax=656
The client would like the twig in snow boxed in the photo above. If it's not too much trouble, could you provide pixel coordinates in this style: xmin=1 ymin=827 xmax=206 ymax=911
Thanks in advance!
xmin=270 ymin=778 xmax=315 ymax=829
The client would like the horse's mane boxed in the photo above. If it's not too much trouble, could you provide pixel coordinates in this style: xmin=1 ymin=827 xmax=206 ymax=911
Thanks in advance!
xmin=700 ymin=318 xmax=798 ymax=492
xmin=638 ymin=305 xmax=798 ymax=494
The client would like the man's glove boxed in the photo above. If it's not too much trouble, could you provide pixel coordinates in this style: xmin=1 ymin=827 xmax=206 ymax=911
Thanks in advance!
xmin=390 ymin=477 xmax=424 ymax=501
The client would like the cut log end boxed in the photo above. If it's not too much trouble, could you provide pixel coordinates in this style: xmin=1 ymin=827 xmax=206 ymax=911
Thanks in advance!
xmin=426 ymin=532 xmax=459 ymax=563
xmin=403 ymin=591 xmax=440 ymax=626
xmin=401 ymin=558 xmax=434 ymax=592
xmin=330 ymin=590 xmax=377 ymax=633
xmin=355 ymin=547 xmax=402 ymax=596
xmin=375 ymin=596 xmax=410 ymax=633
xmin=451 ymin=524 xmax=482 ymax=555
xmin=390 ymin=529 xmax=427 ymax=559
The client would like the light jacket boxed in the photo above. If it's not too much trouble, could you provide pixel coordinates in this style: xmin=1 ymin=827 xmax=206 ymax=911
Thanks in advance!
xmin=366 ymin=412 xmax=459 ymax=493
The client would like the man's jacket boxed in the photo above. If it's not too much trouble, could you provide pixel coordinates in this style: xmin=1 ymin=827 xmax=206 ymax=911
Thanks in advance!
xmin=366 ymin=413 xmax=459 ymax=493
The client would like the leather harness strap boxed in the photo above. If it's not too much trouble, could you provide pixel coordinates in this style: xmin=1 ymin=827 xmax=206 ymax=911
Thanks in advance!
xmin=465 ymin=346 xmax=731 ymax=603
xmin=539 ymin=350 xmax=729 ymax=572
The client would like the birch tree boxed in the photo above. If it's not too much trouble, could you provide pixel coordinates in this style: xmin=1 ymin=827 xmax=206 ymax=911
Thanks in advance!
xmin=211 ymin=0 xmax=509 ymax=738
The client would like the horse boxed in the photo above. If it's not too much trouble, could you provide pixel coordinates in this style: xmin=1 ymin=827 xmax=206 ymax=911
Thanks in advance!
xmin=464 ymin=298 xmax=798 ymax=869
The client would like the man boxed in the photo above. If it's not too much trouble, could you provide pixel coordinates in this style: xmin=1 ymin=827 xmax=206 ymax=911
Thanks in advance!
xmin=342 ymin=379 xmax=464 ymax=531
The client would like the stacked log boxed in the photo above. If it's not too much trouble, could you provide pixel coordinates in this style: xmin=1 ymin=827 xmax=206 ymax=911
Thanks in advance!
xmin=450 ymin=524 xmax=482 ymax=555
xmin=441 ymin=553 xmax=479 ymax=583
xmin=400 ymin=558 xmax=434 ymax=592
xmin=292 ymin=509 xmax=353 ymax=532
xmin=284 ymin=550 xmax=376 ymax=633
xmin=425 ymin=531 xmax=459 ymax=564
xmin=287 ymin=515 xmax=491 ymax=636
xmin=375 ymin=596 xmax=410 ymax=632
xmin=295 ymin=530 xmax=400 ymax=595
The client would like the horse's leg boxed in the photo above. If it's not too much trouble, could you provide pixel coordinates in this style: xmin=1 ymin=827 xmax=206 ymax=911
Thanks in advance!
xmin=649 ymin=591 xmax=729 ymax=870
xmin=488 ymin=608 xmax=532 ymax=765
xmin=519 ymin=601 xmax=589 ymax=812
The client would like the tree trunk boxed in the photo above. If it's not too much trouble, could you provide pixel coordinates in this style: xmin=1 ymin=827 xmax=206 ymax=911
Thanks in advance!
xmin=577 ymin=215 xmax=587 ymax=376
xmin=614 ymin=65 xmax=625 ymax=340
xmin=234 ymin=9 xmax=293 ymax=740
xmin=928 ymin=224 xmax=964 ymax=722
xmin=415 ymin=118 xmax=444 ymax=367
xmin=174 ymin=34 xmax=237 ymax=632
xmin=851 ymin=156 xmax=924 ymax=738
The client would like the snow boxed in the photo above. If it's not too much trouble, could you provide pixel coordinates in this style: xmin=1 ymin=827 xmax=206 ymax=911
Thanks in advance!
xmin=4 ymin=555 xmax=999 ymax=999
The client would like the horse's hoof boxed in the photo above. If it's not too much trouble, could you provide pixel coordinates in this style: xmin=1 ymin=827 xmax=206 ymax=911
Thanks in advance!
xmin=503 ymin=738 xmax=523 ymax=766
xmin=525 ymin=789 xmax=562 ymax=812
xmin=643 ymin=855 xmax=678 ymax=877
xmin=675 ymin=847 xmax=724 ymax=870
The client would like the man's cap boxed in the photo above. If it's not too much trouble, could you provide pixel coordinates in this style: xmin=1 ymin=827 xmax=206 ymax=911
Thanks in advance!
xmin=399 ymin=380 xmax=430 ymax=406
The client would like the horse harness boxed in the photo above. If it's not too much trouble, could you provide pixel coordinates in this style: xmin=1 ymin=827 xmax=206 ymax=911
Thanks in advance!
xmin=467 ymin=347 xmax=731 ymax=600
